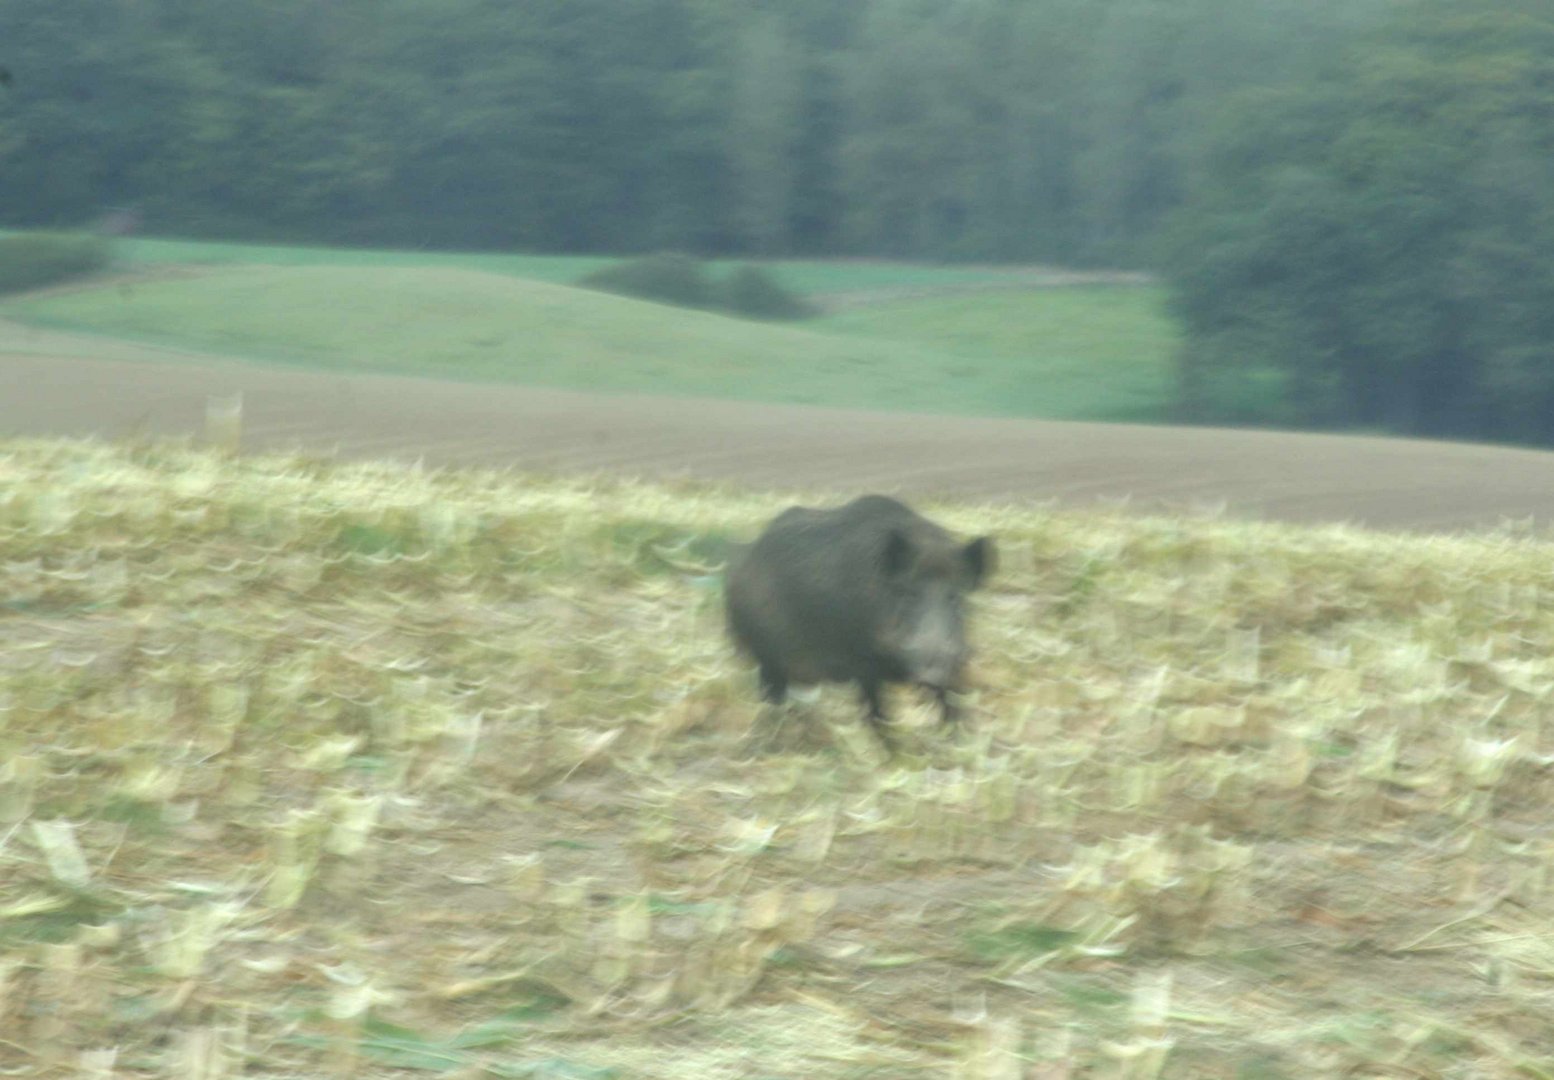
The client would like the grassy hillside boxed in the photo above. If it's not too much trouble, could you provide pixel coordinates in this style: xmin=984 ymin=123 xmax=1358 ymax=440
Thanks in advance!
xmin=2 ymin=436 xmax=1553 ymax=1077
xmin=93 ymin=234 xmax=1057 ymax=295
xmin=104 ymin=236 xmax=613 ymax=285
xmin=3 ymin=265 xmax=1174 ymax=420
xmin=815 ymin=287 xmax=1178 ymax=421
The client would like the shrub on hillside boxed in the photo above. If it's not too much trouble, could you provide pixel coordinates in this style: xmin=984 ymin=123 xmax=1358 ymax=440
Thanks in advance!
xmin=721 ymin=264 xmax=816 ymax=320
xmin=578 ymin=252 xmax=717 ymax=310
xmin=578 ymin=254 xmax=816 ymax=321
xmin=0 ymin=232 xmax=112 ymax=295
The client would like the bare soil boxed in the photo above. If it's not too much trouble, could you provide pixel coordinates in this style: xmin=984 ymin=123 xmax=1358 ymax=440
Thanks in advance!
xmin=6 ymin=317 xmax=1554 ymax=532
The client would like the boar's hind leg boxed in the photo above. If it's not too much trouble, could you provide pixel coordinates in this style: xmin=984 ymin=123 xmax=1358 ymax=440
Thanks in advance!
xmin=859 ymin=679 xmax=898 ymax=754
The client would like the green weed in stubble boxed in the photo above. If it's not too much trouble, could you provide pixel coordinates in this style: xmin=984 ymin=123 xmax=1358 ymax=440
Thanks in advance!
xmin=965 ymin=922 xmax=1082 ymax=964
xmin=0 ymin=893 xmax=122 ymax=947
xmin=599 ymin=520 xmax=735 ymax=578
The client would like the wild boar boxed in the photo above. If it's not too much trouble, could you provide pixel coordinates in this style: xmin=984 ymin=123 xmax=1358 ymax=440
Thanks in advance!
xmin=724 ymin=494 xmax=994 ymax=751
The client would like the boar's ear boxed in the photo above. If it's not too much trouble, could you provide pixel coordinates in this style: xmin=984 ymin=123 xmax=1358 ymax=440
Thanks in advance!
xmin=882 ymin=526 xmax=914 ymax=578
xmin=962 ymin=536 xmax=995 ymax=589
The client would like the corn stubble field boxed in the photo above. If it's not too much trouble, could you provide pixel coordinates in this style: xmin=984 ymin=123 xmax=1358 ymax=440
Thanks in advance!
xmin=4 ymin=438 xmax=1554 ymax=1079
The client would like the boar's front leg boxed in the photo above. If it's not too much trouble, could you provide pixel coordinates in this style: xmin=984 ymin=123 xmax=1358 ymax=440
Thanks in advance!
xmin=758 ymin=664 xmax=788 ymax=705
xmin=933 ymin=686 xmax=958 ymax=728
xmin=858 ymin=678 xmax=898 ymax=755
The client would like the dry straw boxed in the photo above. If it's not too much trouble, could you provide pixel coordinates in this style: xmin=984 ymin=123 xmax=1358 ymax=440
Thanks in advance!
xmin=1 ymin=436 xmax=1553 ymax=1076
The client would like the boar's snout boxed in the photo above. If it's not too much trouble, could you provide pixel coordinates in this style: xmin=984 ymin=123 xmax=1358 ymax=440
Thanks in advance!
xmin=893 ymin=585 xmax=970 ymax=690
xmin=910 ymin=651 xmax=966 ymax=692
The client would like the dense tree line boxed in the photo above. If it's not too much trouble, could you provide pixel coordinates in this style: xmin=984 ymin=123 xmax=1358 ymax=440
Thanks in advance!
xmin=1165 ymin=0 xmax=1554 ymax=443
xmin=0 ymin=0 xmax=1389 ymax=264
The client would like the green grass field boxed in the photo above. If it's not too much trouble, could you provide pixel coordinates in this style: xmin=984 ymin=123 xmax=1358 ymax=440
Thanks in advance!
xmin=4 ymin=436 xmax=1553 ymax=1077
xmin=100 ymin=234 xmax=1058 ymax=296
xmin=105 ymin=235 xmax=615 ymax=285
xmin=815 ymin=287 xmax=1178 ymax=421
xmin=4 ymin=263 xmax=1178 ymax=421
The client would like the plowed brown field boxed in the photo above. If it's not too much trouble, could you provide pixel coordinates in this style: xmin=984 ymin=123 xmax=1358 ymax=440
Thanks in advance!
xmin=6 ymin=317 xmax=1554 ymax=532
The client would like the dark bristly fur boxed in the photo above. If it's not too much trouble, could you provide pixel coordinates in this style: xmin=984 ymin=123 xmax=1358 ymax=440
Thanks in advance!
xmin=724 ymin=495 xmax=995 ymax=753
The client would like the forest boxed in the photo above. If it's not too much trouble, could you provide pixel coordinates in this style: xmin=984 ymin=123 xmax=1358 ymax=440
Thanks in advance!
xmin=1 ymin=0 xmax=1400 ymax=262
xmin=3 ymin=0 xmax=1554 ymax=443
